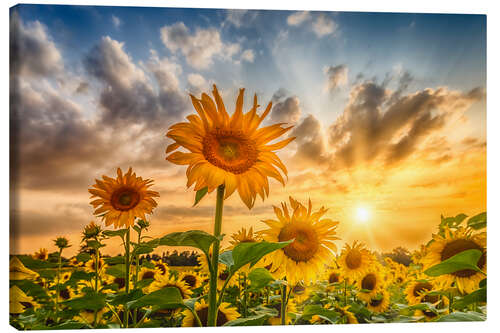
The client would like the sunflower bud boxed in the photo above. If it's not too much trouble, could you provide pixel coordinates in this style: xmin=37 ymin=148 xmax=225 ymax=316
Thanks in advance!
xmin=82 ymin=221 xmax=101 ymax=240
xmin=54 ymin=236 xmax=70 ymax=250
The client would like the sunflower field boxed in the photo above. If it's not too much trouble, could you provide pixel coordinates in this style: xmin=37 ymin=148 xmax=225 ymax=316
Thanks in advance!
xmin=9 ymin=86 xmax=487 ymax=329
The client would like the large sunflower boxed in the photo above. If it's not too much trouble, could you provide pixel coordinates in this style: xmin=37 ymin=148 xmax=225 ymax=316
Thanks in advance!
xmin=146 ymin=274 xmax=192 ymax=299
xmin=337 ymin=241 xmax=375 ymax=282
xmin=89 ymin=167 xmax=159 ymax=228
xmin=421 ymin=227 xmax=486 ymax=293
xmin=260 ymin=197 xmax=340 ymax=284
xmin=404 ymin=278 xmax=435 ymax=305
xmin=165 ymin=85 xmax=295 ymax=209
xmin=181 ymin=299 xmax=240 ymax=326
xmin=366 ymin=290 xmax=390 ymax=313
xmin=356 ymin=268 xmax=384 ymax=302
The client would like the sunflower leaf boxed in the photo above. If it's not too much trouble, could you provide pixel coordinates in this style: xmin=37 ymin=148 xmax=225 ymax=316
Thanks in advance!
xmin=467 ymin=212 xmax=486 ymax=230
xmin=229 ymin=240 xmax=292 ymax=275
xmin=61 ymin=292 xmax=106 ymax=311
xmin=127 ymin=287 xmax=184 ymax=310
xmin=103 ymin=229 xmax=128 ymax=239
xmin=437 ymin=311 xmax=486 ymax=322
xmin=452 ymin=287 xmax=486 ymax=310
xmin=248 ymin=268 xmax=275 ymax=290
xmin=223 ymin=313 xmax=271 ymax=326
xmin=193 ymin=187 xmax=208 ymax=206
xmin=424 ymin=249 xmax=483 ymax=277
xmin=157 ymin=230 xmax=220 ymax=258
xmin=300 ymin=304 xmax=340 ymax=324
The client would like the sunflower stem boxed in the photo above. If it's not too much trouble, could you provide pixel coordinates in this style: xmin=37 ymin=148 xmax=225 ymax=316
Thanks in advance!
xmin=344 ymin=280 xmax=348 ymax=306
xmin=55 ymin=248 xmax=62 ymax=323
xmin=280 ymin=284 xmax=288 ymax=325
xmin=93 ymin=247 xmax=100 ymax=327
xmin=133 ymin=228 xmax=142 ymax=326
xmin=207 ymin=184 xmax=225 ymax=327
xmin=243 ymin=274 xmax=248 ymax=317
xmin=124 ymin=227 xmax=131 ymax=328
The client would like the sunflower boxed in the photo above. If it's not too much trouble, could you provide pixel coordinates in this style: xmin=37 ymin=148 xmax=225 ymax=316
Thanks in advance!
xmin=105 ymin=275 xmax=131 ymax=292
xmin=405 ymin=279 xmax=435 ymax=305
xmin=10 ymin=256 xmax=39 ymax=280
xmin=325 ymin=268 xmax=344 ymax=288
xmin=89 ymin=167 xmax=160 ymax=228
xmin=179 ymin=271 xmax=203 ymax=290
xmin=51 ymin=285 xmax=76 ymax=303
xmin=366 ymin=290 xmax=390 ymax=313
xmin=32 ymin=248 xmax=49 ymax=261
xmin=60 ymin=271 xmax=72 ymax=284
xmin=181 ymin=299 xmax=240 ymax=326
xmin=335 ymin=305 xmax=358 ymax=324
xmin=268 ymin=299 xmax=298 ymax=325
xmin=84 ymin=257 xmax=107 ymax=274
xmin=414 ymin=293 xmax=449 ymax=321
xmin=290 ymin=282 xmax=309 ymax=303
xmin=337 ymin=241 xmax=375 ymax=282
xmin=152 ymin=260 xmax=169 ymax=276
xmin=356 ymin=268 xmax=384 ymax=302
xmin=73 ymin=308 xmax=107 ymax=325
xmin=68 ymin=257 xmax=84 ymax=267
xmin=137 ymin=267 xmax=160 ymax=282
xmin=82 ymin=221 xmax=102 ymax=240
xmin=260 ymin=197 xmax=340 ymax=284
xmin=146 ymin=274 xmax=192 ymax=299
xmin=421 ymin=227 xmax=486 ymax=293
xmin=165 ymin=85 xmax=295 ymax=209
xmin=228 ymin=227 xmax=263 ymax=273
xmin=9 ymin=286 xmax=40 ymax=314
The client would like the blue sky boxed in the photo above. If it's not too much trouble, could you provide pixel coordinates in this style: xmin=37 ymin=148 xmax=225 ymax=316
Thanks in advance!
xmin=10 ymin=5 xmax=486 ymax=254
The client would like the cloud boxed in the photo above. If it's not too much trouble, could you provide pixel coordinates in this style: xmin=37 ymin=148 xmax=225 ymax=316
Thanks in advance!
xmin=223 ymin=9 xmax=258 ymax=28
xmin=84 ymin=36 xmax=188 ymax=127
xmin=160 ymin=22 xmax=241 ymax=69
xmin=111 ymin=15 xmax=121 ymax=29
xmin=312 ymin=15 xmax=338 ymax=37
xmin=324 ymin=65 xmax=348 ymax=92
xmin=10 ymin=11 xmax=63 ymax=77
xmin=270 ymin=94 xmax=301 ymax=124
xmin=327 ymin=81 xmax=485 ymax=170
xmin=290 ymin=114 xmax=330 ymax=166
xmin=75 ymin=81 xmax=89 ymax=94
xmin=240 ymin=49 xmax=255 ymax=63
xmin=186 ymin=73 xmax=208 ymax=94
xmin=287 ymin=11 xmax=310 ymax=26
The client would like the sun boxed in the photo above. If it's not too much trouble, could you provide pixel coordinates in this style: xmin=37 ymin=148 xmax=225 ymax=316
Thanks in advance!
xmin=355 ymin=206 xmax=371 ymax=224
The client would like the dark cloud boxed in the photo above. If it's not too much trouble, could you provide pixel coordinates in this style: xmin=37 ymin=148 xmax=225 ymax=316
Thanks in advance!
xmin=270 ymin=95 xmax=301 ymax=124
xmin=327 ymin=81 xmax=484 ymax=170
xmin=10 ymin=11 xmax=63 ymax=77
xmin=324 ymin=65 xmax=348 ymax=92
xmin=75 ymin=81 xmax=89 ymax=94
xmin=290 ymin=114 xmax=330 ymax=166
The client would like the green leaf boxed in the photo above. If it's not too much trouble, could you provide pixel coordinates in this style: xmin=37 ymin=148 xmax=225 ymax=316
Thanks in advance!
xmin=76 ymin=253 xmax=91 ymax=262
xmin=103 ymin=229 xmax=128 ymax=239
xmin=157 ymin=230 xmax=220 ymax=257
xmin=224 ymin=313 xmax=271 ymax=326
xmin=10 ymin=280 xmax=49 ymax=299
xmin=133 ymin=245 xmax=155 ymax=256
xmin=229 ymin=240 xmax=292 ymax=274
xmin=104 ymin=256 xmax=125 ymax=265
xmin=440 ymin=213 xmax=468 ymax=230
xmin=480 ymin=278 xmax=486 ymax=288
xmin=62 ymin=292 xmax=106 ymax=311
xmin=437 ymin=311 xmax=486 ymax=322
xmin=248 ymin=268 xmax=275 ymax=290
xmin=452 ymin=287 xmax=486 ymax=309
xmin=105 ymin=264 xmax=126 ymax=278
xmin=424 ymin=249 xmax=483 ymax=277
xmin=85 ymin=240 xmax=105 ymax=249
xmin=218 ymin=250 xmax=234 ymax=267
xmin=107 ymin=289 xmax=143 ymax=306
xmin=127 ymin=287 xmax=184 ymax=310
xmin=194 ymin=187 xmax=208 ymax=206
xmin=68 ymin=270 xmax=94 ymax=282
xmin=16 ymin=255 xmax=58 ymax=269
xmin=300 ymin=304 xmax=340 ymax=324
xmin=467 ymin=212 xmax=486 ymax=230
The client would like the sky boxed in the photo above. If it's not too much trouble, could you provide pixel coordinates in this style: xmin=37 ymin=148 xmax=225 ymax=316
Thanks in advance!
xmin=9 ymin=4 xmax=486 ymax=256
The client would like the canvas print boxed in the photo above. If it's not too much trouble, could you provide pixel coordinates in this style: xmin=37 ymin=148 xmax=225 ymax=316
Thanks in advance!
xmin=9 ymin=4 xmax=486 ymax=329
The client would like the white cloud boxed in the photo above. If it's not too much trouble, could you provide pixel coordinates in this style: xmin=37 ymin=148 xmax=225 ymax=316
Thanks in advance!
xmin=312 ymin=15 xmax=338 ymax=37
xmin=240 ymin=49 xmax=255 ymax=63
xmin=160 ymin=22 xmax=242 ymax=69
xmin=287 ymin=11 xmax=310 ymax=26
xmin=324 ymin=65 xmax=348 ymax=92
xmin=111 ymin=15 xmax=121 ymax=29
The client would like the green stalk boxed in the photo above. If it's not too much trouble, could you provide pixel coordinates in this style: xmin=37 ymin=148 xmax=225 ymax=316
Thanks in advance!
xmin=207 ymin=184 xmax=225 ymax=327
xmin=133 ymin=228 xmax=142 ymax=326
xmin=344 ymin=280 xmax=348 ymax=306
xmin=55 ymin=248 xmax=62 ymax=322
xmin=124 ymin=227 xmax=131 ymax=328
xmin=280 ymin=285 xmax=287 ymax=326
xmin=243 ymin=274 xmax=248 ymax=317
xmin=93 ymin=247 xmax=100 ymax=327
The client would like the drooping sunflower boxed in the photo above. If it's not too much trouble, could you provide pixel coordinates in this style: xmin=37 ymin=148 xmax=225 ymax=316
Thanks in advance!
xmin=10 ymin=256 xmax=39 ymax=280
xmin=260 ymin=197 xmax=340 ymax=284
xmin=404 ymin=279 xmax=435 ymax=305
xmin=146 ymin=274 xmax=193 ymax=299
xmin=9 ymin=286 xmax=40 ymax=314
xmin=366 ymin=290 xmax=390 ymax=313
xmin=32 ymin=248 xmax=49 ymax=261
xmin=421 ymin=227 xmax=486 ymax=293
xmin=181 ymin=299 xmax=240 ymax=326
xmin=89 ymin=167 xmax=160 ymax=228
xmin=356 ymin=269 xmax=384 ymax=302
xmin=165 ymin=85 xmax=295 ymax=209
xmin=335 ymin=305 xmax=358 ymax=324
xmin=337 ymin=241 xmax=375 ymax=282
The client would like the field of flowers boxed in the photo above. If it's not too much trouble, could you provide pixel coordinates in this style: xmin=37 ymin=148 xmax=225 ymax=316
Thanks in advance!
xmin=9 ymin=85 xmax=487 ymax=329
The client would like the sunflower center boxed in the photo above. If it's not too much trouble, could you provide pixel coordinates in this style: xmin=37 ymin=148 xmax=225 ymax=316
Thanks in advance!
xmin=111 ymin=187 xmax=141 ymax=211
xmin=369 ymin=298 xmax=383 ymax=307
xmin=413 ymin=282 xmax=432 ymax=297
xmin=155 ymin=263 xmax=167 ymax=275
xmin=114 ymin=277 xmax=126 ymax=289
xmin=422 ymin=294 xmax=439 ymax=304
xmin=142 ymin=271 xmax=155 ymax=280
xmin=182 ymin=275 xmax=197 ymax=288
xmin=278 ymin=223 xmax=319 ymax=262
xmin=196 ymin=307 xmax=229 ymax=326
xmin=345 ymin=250 xmax=362 ymax=269
xmin=219 ymin=271 xmax=229 ymax=281
xmin=293 ymin=284 xmax=306 ymax=295
xmin=202 ymin=130 xmax=258 ymax=174
xmin=60 ymin=288 xmax=70 ymax=300
xmin=440 ymin=239 xmax=486 ymax=277
xmin=361 ymin=273 xmax=377 ymax=291
xmin=20 ymin=301 xmax=34 ymax=309
xmin=329 ymin=272 xmax=340 ymax=284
